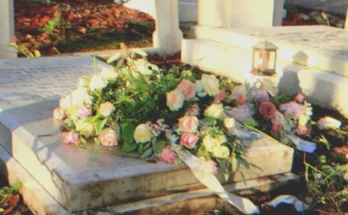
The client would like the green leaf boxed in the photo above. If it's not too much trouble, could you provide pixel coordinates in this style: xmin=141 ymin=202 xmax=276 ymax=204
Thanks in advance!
xmin=224 ymin=172 xmax=230 ymax=181
xmin=95 ymin=118 xmax=108 ymax=134
xmin=122 ymin=141 xmax=137 ymax=152
xmin=132 ymin=49 xmax=148 ymax=57
xmin=121 ymin=122 xmax=137 ymax=152
xmin=141 ymin=148 xmax=153 ymax=159
xmin=231 ymin=156 xmax=238 ymax=173
xmin=152 ymin=140 xmax=167 ymax=153
xmin=122 ymin=122 xmax=135 ymax=143
xmin=107 ymin=52 xmax=122 ymax=64
xmin=137 ymin=144 xmax=144 ymax=154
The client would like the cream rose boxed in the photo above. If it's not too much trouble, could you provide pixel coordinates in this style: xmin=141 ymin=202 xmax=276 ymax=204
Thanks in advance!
xmin=202 ymin=135 xmax=221 ymax=152
xmin=166 ymin=89 xmax=185 ymax=111
xmin=177 ymin=79 xmax=196 ymax=100
xmin=204 ymin=103 xmax=226 ymax=120
xmin=99 ymin=102 xmax=115 ymax=117
xmin=98 ymin=127 xmax=119 ymax=147
xmin=134 ymin=123 xmax=152 ymax=143
xmin=53 ymin=107 xmax=66 ymax=121
xmin=212 ymin=145 xmax=230 ymax=158
xmin=224 ymin=117 xmax=235 ymax=130
xmin=89 ymin=74 xmax=108 ymax=91
xmin=76 ymin=121 xmax=95 ymax=138
xmin=178 ymin=116 xmax=199 ymax=133
xmin=100 ymin=67 xmax=118 ymax=81
xmin=201 ymin=74 xmax=220 ymax=96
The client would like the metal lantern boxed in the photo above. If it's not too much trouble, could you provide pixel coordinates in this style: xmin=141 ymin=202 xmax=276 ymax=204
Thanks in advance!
xmin=252 ymin=41 xmax=278 ymax=75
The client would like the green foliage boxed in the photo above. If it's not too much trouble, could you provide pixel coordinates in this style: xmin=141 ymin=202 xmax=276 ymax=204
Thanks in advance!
xmin=40 ymin=12 xmax=61 ymax=36
xmin=0 ymin=181 xmax=21 ymax=207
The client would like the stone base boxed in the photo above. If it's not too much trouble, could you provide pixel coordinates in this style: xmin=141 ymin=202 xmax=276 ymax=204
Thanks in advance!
xmin=0 ymin=57 xmax=295 ymax=213
xmin=0 ymin=143 xmax=298 ymax=215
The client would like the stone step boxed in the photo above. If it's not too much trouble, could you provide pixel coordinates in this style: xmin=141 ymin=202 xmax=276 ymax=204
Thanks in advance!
xmin=181 ymin=38 xmax=348 ymax=118
xmin=191 ymin=25 xmax=348 ymax=78
xmin=0 ymin=57 xmax=294 ymax=213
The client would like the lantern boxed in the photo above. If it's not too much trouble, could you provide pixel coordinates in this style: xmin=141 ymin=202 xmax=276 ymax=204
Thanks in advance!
xmin=252 ymin=41 xmax=278 ymax=75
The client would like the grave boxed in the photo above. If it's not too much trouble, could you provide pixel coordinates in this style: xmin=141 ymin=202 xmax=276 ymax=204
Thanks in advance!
xmin=182 ymin=25 xmax=348 ymax=118
xmin=0 ymin=56 xmax=296 ymax=214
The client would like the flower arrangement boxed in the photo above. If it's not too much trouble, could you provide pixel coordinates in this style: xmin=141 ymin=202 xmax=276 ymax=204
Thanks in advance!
xmin=53 ymin=52 xmax=347 ymax=183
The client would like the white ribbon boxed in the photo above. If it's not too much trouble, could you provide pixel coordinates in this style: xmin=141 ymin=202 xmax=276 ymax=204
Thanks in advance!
xmin=264 ymin=195 xmax=309 ymax=212
xmin=171 ymin=144 xmax=260 ymax=214
xmin=288 ymin=135 xmax=316 ymax=153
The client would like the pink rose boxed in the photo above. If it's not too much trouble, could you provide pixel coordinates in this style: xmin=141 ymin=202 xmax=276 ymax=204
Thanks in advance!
xmin=160 ymin=148 xmax=176 ymax=163
xmin=98 ymin=127 xmax=119 ymax=147
xmin=53 ymin=107 xmax=66 ymax=121
xmin=177 ymin=79 xmax=196 ymax=100
xmin=259 ymin=101 xmax=276 ymax=120
xmin=295 ymin=93 xmax=305 ymax=103
xmin=178 ymin=116 xmax=199 ymax=133
xmin=185 ymin=103 xmax=200 ymax=116
xmin=295 ymin=125 xmax=307 ymax=135
xmin=62 ymin=131 xmax=79 ymax=145
xmin=272 ymin=122 xmax=283 ymax=133
xmin=180 ymin=132 xmax=198 ymax=149
xmin=236 ymin=94 xmax=247 ymax=105
xmin=76 ymin=105 xmax=92 ymax=118
xmin=215 ymin=89 xmax=226 ymax=103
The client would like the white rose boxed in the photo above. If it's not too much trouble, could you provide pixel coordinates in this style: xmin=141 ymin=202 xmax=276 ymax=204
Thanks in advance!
xmin=100 ymin=67 xmax=118 ymax=81
xmin=204 ymin=103 xmax=226 ymax=120
xmin=224 ymin=118 xmax=235 ymax=130
xmin=134 ymin=123 xmax=152 ymax=143
xmin=89 ymin=74 xmax=108 ymax=91
xmin=166 ymin=89 xmax=185 ymax=111
xmin=98 ymin=102 xmax=115 ymax=117
xmin=71 ymin=88 xmax=93 ymax=106
xmin=317 ymin=117 xmax=341 ymax=130
xmin=77 ymin=77 xmax=89 ymax=88
xmin=59 ymin=95 xmax=73 ymax=110
xmin=135 ymin=59 xmax=158 ymax=76
xmin=202 ymin=135 xmax=221 ymax=152
xmin=201 ymin=74 xmax=220 ymax=96
xmin=212 ymin=145 xmax=230 ymax=158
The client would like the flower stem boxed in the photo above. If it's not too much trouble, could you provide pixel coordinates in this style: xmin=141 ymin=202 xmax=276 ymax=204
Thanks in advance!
xmin=243 ymin=124 xmax=279 ymax=144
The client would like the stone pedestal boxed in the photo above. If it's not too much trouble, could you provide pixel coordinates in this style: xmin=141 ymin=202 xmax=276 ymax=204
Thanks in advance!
xmin=198 ymin=0 xmax=284 ymax=27
xmin=153 ymin=0 xmax=183 ymax=54
xmin=0 ymin=0 xmax=16 ymax=58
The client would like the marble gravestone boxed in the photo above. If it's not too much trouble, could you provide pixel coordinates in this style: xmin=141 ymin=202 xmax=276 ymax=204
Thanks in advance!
xmin=0 ymin=56 xmax=295 ymax=214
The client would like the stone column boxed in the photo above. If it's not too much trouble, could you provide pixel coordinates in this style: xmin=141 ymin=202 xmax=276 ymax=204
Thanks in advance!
xmin=345 ymin=0 xmax=348 ymax=30
xmin=153 ymin=0 xmax=183 ymax=55
xmin=0 ymin=0 xmax=16 ymax=58
xmin=198 ymin=0 xmax=284 ymax=28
